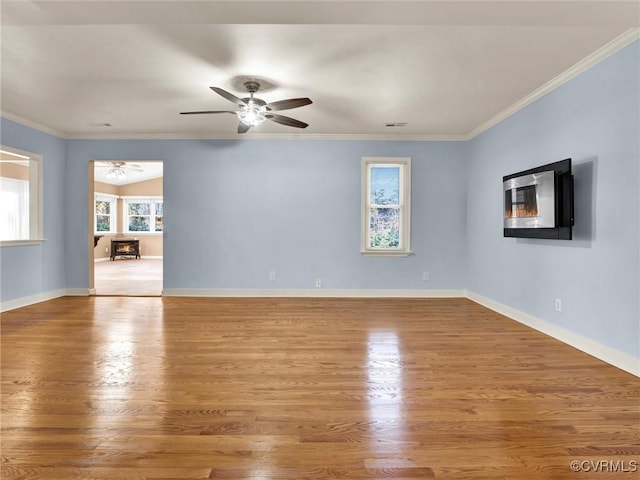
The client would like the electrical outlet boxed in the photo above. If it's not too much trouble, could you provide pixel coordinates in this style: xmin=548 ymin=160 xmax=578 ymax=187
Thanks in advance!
xmin=423 ymin=272 xmax=430 ymax=281
xmin=555 ymin=298 xmax=562 ymax=312
xmin=315 ymin=279 xmax=322 ymax=288
xmin=104 ymin=247 xmax=108 ymax=253
xmin=269 ymin=271 xmax=277 ymax=281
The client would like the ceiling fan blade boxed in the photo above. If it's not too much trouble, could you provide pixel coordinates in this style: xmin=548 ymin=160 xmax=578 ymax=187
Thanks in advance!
xmin=265 ymin=113 xmax=309 ymax=129
xmin=210 ymin=87 xmax=247 ymax=107
xmin=237 ymin=122 xmax=251 ymax=134
xmin=180 ymin=110 xmax=236 ymax=115
xmin=265 ymin=98 xmax=313 ymax=111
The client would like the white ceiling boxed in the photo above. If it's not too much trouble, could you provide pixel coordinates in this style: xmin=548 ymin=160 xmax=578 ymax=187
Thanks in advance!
xmin=94 ymin=161 xmax=163 ymax=186
xmin=1 ymin=1 xmax=638 ymax=139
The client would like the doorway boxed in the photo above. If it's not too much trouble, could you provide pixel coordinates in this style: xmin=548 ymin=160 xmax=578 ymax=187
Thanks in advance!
xmin=89 ymin=160 xmax=164 ymax=296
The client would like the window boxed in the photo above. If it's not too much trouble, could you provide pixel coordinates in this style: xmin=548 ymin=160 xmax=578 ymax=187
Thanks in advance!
xmin=123 ymin=197 xmax=163 ymax=233
xmin=0 ymin=146 xmax=43 ymax=244
xmin=361 ymin=157 xmax=411 ymax=256
xmin=94 ymin=193 xmax=117 ymax=234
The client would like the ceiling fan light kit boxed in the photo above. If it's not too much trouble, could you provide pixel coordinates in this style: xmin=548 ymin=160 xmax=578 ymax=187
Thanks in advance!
xmin=181 ymin=80 xmax=312 ymax=134
xmin=97 ymin=161 xmax=144 ymax=181
xmin=106 ymin=166 xmax=127 ymax=180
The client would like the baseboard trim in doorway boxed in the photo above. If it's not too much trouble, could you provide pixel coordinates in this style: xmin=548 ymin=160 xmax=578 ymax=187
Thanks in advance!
xmin=466 ymin=291 xmax=639 ymax=377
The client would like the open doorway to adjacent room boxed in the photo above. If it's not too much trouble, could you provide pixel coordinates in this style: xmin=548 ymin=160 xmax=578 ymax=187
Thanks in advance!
xmin=89 ymin=160 xmax=164 ymax=296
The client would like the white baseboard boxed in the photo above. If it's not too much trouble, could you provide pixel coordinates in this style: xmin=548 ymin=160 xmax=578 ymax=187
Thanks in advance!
xmin=1 ymin=288 xmax=92 ymax=312
xmin=466 ymin=291 xmax=639 ymax=377
xmin=94 ymin=257 xmax=110 ymax=263
xmin=65 ymin=288 xmax=91 ymax=296
xmin=162 ymin=288 xmax=466 ymax=298
xmin=1 ymin=289 xmax=66 ymax=312
xmin=3 ymin=285 xmax=636 ymax=377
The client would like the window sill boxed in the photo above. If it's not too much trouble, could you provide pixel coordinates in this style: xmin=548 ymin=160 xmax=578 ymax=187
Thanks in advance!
xmin=360 ymin=250 xmax=413 ymax=257
xmin=122 ymin=232 xmax=163 ymax=236
xmin=0 ymin=239 xmax=46 ymax=247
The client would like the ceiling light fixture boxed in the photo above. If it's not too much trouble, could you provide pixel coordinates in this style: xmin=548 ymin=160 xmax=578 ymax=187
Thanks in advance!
xmin=237 ymin=82 xmax=267 ymax=127
xmin=237 ymin=99 xmax=267 ymax=127
xmin=106 ymin=166 xmax=126 ymax=180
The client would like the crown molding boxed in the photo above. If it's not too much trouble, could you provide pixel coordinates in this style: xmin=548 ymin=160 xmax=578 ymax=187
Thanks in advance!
xmin=3 ymin=29 xmax=638 ymax=143
xmin=64 ymin=132 xmax=468 ymax=142
xmin=1 ymin=111 xmax=66 ymax=138
xmin=467 ymin=28 xmax=640 ymax=140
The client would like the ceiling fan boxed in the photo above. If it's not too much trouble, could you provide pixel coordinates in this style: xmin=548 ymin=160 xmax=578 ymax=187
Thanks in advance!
xmin=180 ymin=81 xmax=312 ymax=134
xmin=96 ymin=161 xmax=143 ymax=180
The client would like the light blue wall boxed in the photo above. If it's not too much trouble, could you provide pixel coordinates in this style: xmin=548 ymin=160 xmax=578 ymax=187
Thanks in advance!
xmin=466 ymin=41 xmax=640 ymax=358
xmin=65 ymin=139 xmax=468 ymax=291
xmin=2 ymin=41 xmax=637 ymax=365
xmin=0 ymin=119 xmax=67 ymax=301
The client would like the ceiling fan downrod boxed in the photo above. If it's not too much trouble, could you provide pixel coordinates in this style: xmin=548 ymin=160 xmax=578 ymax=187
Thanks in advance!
xmin=238 ymin=81 xmax=267 ymax=127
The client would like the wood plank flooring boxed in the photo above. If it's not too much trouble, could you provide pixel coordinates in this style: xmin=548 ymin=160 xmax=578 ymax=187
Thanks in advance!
xmin=1 ymin=297 xmax=638 ymax=479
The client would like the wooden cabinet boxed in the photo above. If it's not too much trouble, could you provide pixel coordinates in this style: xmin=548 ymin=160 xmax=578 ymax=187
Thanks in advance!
xmin=110 ymin=239 xmax=140 ymax=260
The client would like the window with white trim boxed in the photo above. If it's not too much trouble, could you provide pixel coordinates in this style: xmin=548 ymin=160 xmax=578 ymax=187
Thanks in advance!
xmin=123 ymin=197 xmax=163 ymax=233
xmin=94 ymin=193 xmax=117 ymax=234
xmin=361 ymin=157 xmax=411 ymax=256
xmin=0 ymin=146 xmax=43 ymax=244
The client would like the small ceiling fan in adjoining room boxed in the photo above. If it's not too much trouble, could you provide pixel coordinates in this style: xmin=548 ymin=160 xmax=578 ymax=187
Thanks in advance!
xmin=180 ymin=80 xmax=312 ymax=134
xmin=95 ymin=161 xmax=143 ymax=181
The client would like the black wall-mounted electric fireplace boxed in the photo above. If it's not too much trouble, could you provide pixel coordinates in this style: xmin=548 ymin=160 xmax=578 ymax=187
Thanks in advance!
xmin=503 ymin=159 xmax=574 ymax=240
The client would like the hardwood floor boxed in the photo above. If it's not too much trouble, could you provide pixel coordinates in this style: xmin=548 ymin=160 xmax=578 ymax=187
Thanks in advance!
xmin=94 ymin=258 xmax=162 ymax=296
xmin=1 ymin=297 xmax=638 ymax=479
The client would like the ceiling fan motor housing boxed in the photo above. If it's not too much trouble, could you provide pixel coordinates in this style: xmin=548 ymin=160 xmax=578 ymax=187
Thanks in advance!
xmin=243 ymin=81 xmax=261 ymax=94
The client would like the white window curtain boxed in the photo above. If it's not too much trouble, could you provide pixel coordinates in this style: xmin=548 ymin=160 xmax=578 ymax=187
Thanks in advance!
xmin=0 ymin=177 xmax=29 ymax=241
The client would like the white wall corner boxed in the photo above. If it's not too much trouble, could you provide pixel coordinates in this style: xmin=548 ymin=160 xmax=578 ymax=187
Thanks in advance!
xmin=466 ymin=291 xmax=640 ymax=378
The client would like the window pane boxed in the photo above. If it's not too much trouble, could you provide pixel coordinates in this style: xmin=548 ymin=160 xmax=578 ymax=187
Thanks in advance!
xmin=155 ymin=216 xmax=163 ymax=232
xmin=370 ymin=167 xmax=399 ymax=205
xmin=129 ymin=216 xmax=150 ymax=231
xmin=96 ymin=215 xmax=111 ymax=231
xmin=369 ymin=207 xmax=400 ymax=248
xmin=0 ymin=177 xmax=29 ymax=241
xmin=96 ymin=200 xmax=111 ymax=215
xmin=155 ymin=202 xmax=163 ymax=215
xmin=128 ymin=202 xmax=150 ymax=215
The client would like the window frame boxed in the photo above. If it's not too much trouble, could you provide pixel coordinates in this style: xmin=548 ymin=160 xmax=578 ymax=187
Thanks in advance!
xmin=361 ymin=157 xmax=411 ymax=256
xmin=94 ymin=193 xmax=118 ymax=234
xmin=122 ymin=196 xmax=164 ymax=235
xmin=0 ymin=145 xmax=43 ymax=246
